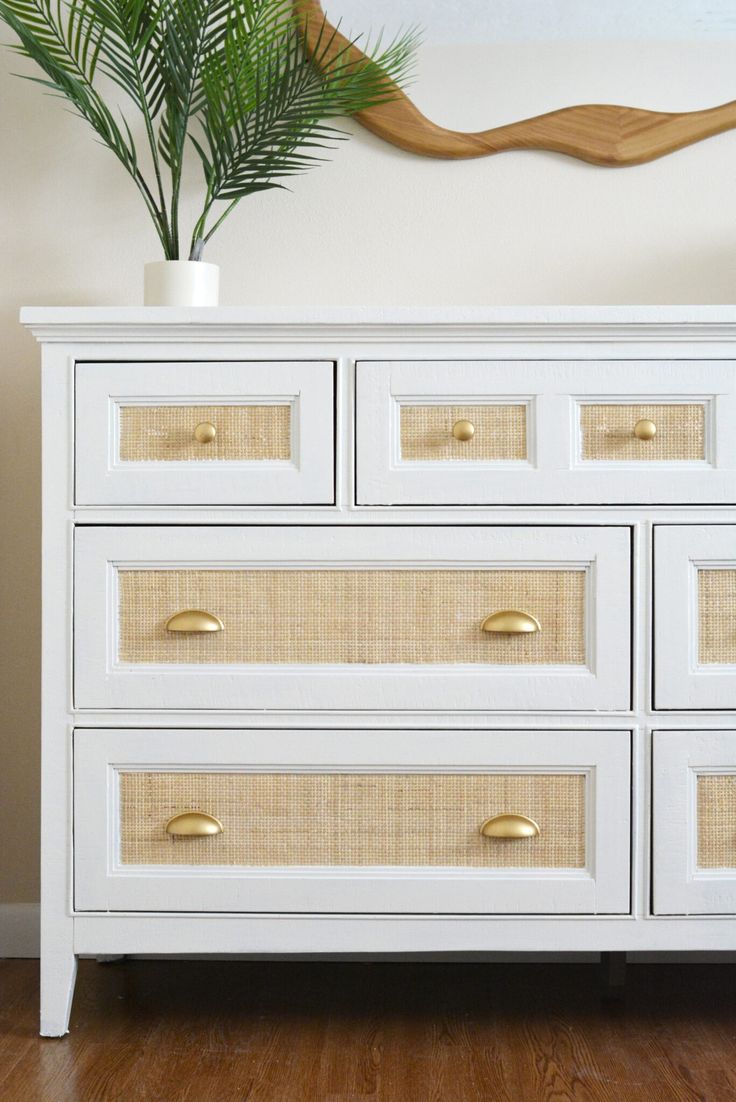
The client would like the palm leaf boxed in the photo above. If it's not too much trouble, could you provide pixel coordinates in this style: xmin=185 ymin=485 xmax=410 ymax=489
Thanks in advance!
xmin=0 ymin=0 xmax=419 ymax=259
xmin=1 ymin=0 xmax=102 ymax=79
xmin=193 ymin=7 xmax=417 ymax=205
xmin=0 ymin=0 xmax=175 ymax=250
xmin=0 ymin=1 xmax=133 ymax=165
xmin=69 ymin=0 xmax=169 ymax=115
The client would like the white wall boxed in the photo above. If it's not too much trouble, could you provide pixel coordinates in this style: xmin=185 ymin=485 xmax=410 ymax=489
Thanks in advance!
xmin=334 ymin=0 xmax=736 ymax=43
xmin=1 ymin=31 xmax=736 ymax=907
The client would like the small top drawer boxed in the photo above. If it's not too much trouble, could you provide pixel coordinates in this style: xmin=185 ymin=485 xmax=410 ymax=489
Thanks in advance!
xmin=75 ymin=361 xmax=334 ymax=505
xmin=356 ymin=360 xmax=736 ymax=505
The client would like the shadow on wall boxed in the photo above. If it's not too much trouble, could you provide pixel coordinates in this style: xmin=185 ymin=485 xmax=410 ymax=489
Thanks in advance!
xmin=0 ymin=52 xmax=160 ymax=908
xmin=0 ymin=308 xmax=41 ymax=905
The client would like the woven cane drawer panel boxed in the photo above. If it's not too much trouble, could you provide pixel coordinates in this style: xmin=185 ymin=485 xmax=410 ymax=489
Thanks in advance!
xmin=118 ymin=568 xmax=586 ymax=666
xmin=400 ymin=405 xmax=527 ymax=461
xmin=697 ymin=775 xmax=736 ymax=868
xmin=698 ymin=570 xmax=736 ymax=665
xmin=119 ymin=771 xmax=586 ymax=868
xmin=118 ymin=404 xmax=291 ymax=462
xmin=580 ymin=403 xmax=705 ymax=461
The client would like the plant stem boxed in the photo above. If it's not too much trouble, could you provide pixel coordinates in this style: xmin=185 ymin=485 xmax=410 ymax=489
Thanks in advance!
xmin=170 ymin=2 xmax=212 ymax=263
xmin=117 ymin=20 xmax=174 ymax=256
xmin=133 ymin=172 xmax=173 ymax=255
xmin=141 ymin=108 xmax=173 ymax=256
xmin=203 ymin=197 xmax=241 ymax=243
xmin=189 ymin=184 xmax=214 ymax=258
xmin=188 ymin=190 xmax=241 ymax=259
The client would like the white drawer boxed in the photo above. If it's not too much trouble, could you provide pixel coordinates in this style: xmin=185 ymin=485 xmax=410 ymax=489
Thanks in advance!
xmin=654 ymin=730 xmax=736 ymax=914
xmin=75 ymin=361 xmax=334 ymax=504
xmin=356 ymin=360 xmax=736 ymax=505
xmin=74 ymin=525 xmax=631 ymax=712
xmin=655 ymin=526 xmax=736 ymax=709
xmin=74 ymin=728 xmax=631 ymax=914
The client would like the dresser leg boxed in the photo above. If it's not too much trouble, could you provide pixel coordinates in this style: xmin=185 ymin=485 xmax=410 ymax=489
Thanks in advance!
xmin=600 ymin=951 xmax=627 ymax=999
xmin=40 ymin=951 xmax=78 ymax=1037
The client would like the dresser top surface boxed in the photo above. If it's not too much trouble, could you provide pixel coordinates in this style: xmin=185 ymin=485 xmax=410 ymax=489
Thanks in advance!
xmin=20 ymin=304 xmax=736 ymax=323
xmin=18 ymin=304 xmax=736 ymax=343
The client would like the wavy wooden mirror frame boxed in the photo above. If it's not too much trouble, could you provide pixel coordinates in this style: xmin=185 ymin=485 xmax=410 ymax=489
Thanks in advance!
xmin=296 ymin=0 xmax=736 ymax=166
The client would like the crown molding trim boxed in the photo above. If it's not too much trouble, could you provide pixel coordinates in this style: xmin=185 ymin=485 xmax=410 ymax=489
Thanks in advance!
xmin=20 ymin=307 xmax=736 ymax=345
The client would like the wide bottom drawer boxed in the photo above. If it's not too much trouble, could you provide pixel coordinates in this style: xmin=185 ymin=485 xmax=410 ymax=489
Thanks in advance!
xmin=75 ymin=729 xmax=630 ymax=915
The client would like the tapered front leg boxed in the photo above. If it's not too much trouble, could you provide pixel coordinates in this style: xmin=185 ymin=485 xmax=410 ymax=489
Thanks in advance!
xmin=41 ymin=950 xmax=77 ymax=1037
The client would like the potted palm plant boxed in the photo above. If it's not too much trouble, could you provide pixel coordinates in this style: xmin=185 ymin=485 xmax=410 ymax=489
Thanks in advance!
xmin=0 ymin=0 xmax=416 ymax=304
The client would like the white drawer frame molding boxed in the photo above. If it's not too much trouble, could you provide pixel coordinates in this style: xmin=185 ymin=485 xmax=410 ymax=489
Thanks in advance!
xmin=654 ymin=525 xmax=736 ymax=709
xmin=76 ymin=360 xmax=334 ymax=505
xmin=357 ymin=359 xmax=736 ymax=506
xmin=74 ymin=729 xmax=630 ymax=915
xmin=24 ymin=305 xmax=736 ymax=1037
xmin=74 ymin=524 xmax=630 ymax=712
xmin=653 ymin=731 xmax=736 ymax=914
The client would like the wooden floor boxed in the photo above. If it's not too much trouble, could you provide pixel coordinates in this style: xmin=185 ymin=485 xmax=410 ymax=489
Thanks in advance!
xmin=1 ymin=958 xmax=735 ymax=1102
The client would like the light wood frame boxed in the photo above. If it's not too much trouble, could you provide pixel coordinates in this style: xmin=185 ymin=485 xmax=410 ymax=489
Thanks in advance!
xmin=296 ymin=0 xmax=736 ymax=166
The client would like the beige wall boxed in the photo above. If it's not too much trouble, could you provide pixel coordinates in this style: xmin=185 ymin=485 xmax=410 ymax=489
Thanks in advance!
xmin=1 ymin=37 xmax=736 ymax=903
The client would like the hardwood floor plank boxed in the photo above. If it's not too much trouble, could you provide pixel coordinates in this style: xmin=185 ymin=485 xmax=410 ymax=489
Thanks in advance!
xmin=1 ymin=959 xmax=736 ymax=1102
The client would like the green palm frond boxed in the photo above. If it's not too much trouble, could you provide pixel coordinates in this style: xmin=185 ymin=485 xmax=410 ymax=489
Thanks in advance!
xmin=1 ymin=0 xmax=100 ymax=79
xmin=74 ymin=0 xmax=168 ymax=112
xmin=0 ymin=2 xmax=134 ymax=176
xmin=0 ymin=0 xmax=418 ymax=259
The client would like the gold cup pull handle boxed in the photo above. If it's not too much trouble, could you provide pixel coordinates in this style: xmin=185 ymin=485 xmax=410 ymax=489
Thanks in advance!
xmin=633 ymin=418 xmax=657 ymax=441
xmin=481 ymin=610 xmax=541 ymax=634
xmin=193 ymin=421 xmax=217 ymax=444
xmin=452 ymin=419 xmax=475 ymax=442
xmin=165 ymin=610 xmax=224 ymax=633
xmin=165 ymin=811 xmax=224 ymax=837
xmin=480 ymin=813 xmax=540 ymax=839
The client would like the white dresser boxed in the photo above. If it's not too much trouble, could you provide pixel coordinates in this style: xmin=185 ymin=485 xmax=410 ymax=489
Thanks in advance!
xmin=24 ymin=307 xmax=736 ymax=1036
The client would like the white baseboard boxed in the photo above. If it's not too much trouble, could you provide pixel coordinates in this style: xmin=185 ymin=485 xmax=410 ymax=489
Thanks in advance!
xmin=0 ymin=903 xmax=40 ymax=958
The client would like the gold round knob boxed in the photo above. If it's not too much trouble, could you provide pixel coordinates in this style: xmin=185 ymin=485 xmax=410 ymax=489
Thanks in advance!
xmin=633 ymin=418 xmax=657 ymax=441
xmin=452 ymin=419 xmax=475 ymax=442
xmin=193 ymin=421 xmax=217 ymax=444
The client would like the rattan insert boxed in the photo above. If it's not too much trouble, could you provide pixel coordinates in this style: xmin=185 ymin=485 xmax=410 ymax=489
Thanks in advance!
xmin=697 ymin=775 xmax=736 ymax=868
xmin=698 ymin=569 xmax=736 ymax=665
xmin=119 ymin=404 xmax=291 ymax=462
xmin=400 ymin=404 xmax=527 ymax=461
xmin=119 ymin=771 xmax=586 ymax=868
xmin=118 ymin=568 xmax=586 ymax=665
xmin=579 ymin=403 xmax=705 ymax=462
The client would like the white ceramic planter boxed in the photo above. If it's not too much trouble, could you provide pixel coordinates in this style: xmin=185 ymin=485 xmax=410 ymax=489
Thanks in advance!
xmin=144 ymin=261 xmax=219 ymax=306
